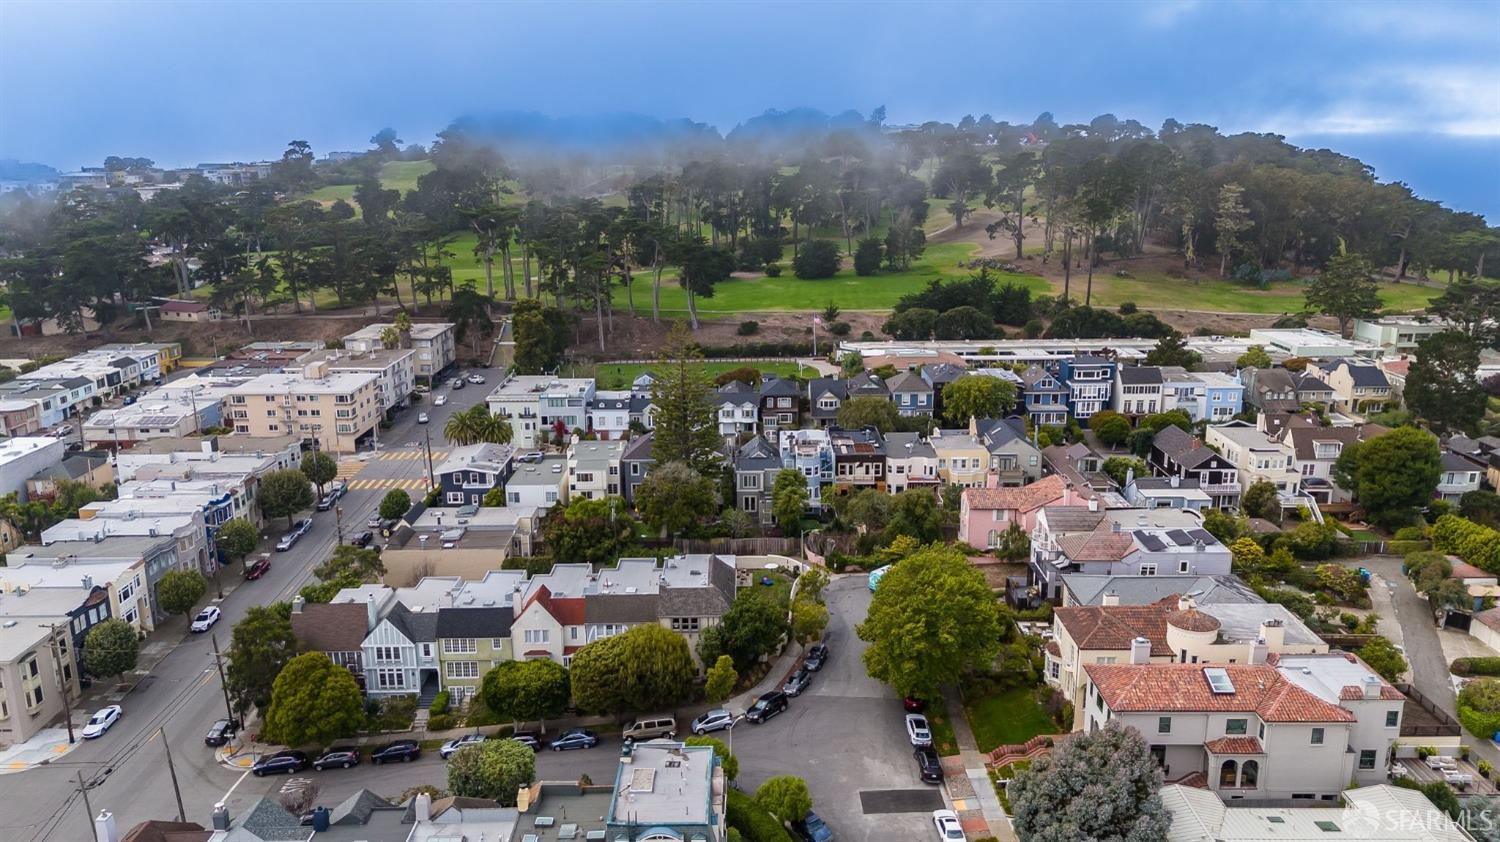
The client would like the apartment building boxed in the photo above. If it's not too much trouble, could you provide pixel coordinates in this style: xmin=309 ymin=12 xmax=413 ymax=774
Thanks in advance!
xmin=44 ymin=508 xmax=212 ymax=579
xmin=0 ymin=398 xmax=42 ymax=436
xmin=3 ymin=537 xmax=177 ymax=631
xmin=0 ymin=607 xmax=81 ymax=745
xmin=343 ymin=322 xmax=455 ymax=382
xmin=485 ymin=375 xmax=596 ymax=449
xmin=0 ymin=437 xmax=66 ymax=505
xmin=226 ymin=361 xmax=381 ymax=453
xmin=1352 ymin=316 xmax=1452 ymax=354
xmin=300 ymin=347 xmax=415 ymax=414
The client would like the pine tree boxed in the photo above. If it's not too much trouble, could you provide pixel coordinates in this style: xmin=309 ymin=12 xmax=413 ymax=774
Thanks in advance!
xmin=1215 ymin=182 xmax=1251 ymax=278
xmin=650 ymin=324 xmax=722 ymax=474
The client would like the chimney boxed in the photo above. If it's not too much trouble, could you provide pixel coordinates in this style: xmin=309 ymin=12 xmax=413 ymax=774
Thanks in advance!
xmin=94 ymin=810 xmax=118 ymax=842
xmin=291 ymin=595 xmax=305 ymax=614
xmin=1249 ymin=636 xmax=1269 ymax=665
xmin=1258 ymin=618 xmax=1284 ymax=650
xmin=82 ymin=575 xmax=93 ymax=590
xmin=1177 ymin=595 xmax=1195 ymax=611
xmin=1101 ymin=591 xmax=1120 ymax=607
xmin=415 ymin=792 xmax=433 ymax=822
xmin=1191 ymin=438 xmax=1201 ymax=449
xmin=1129 ymin=636 xmax=1152 ymax=665
xmin=366 ymin=593 xmax=379 ymax=630
xmin=211 ymin=804 xmax=230 ymax=831
xmin=1124 ymin=467 xmax=1135 ymax=487
xmin=1362 ymin=675 xmax=1382 ymax=700
xmin=514 ymin=786 xmax=531 ymax=813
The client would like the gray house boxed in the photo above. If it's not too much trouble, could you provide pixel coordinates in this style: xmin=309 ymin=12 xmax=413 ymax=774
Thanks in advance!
xmin=620 ymin=433 xmax=655 ymax=504
xmin=807 ymin=378 xmax=849 ymax=427
xmin=435 ymin=443 xmax=515 ymax=507
xmin=974 ymin=417 xmax=1044 ymax=486
xmin=733 ymin=435 xmax=781 ymax=525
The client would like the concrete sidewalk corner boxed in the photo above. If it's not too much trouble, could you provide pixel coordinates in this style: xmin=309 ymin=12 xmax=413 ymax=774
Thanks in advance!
xmin=0 ymin=728 xmax=83 ymax=775
xmin=217 ymin=742 xmax=261 ymax=769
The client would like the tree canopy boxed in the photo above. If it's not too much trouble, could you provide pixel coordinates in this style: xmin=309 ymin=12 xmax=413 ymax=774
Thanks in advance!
xmin=570 ymin=623 xmax=696 ymax=715
xmin=225 ymin=603 xmax=299 ymax=715
xmin=446 ymin=735 xmax=536 ymax=805
xmin=1333 ymin=427 xmax=1441 ymax=527
xmin=1008 ymin=721 xmax=1169 ymax=842
xmin=941 ymin=375 xmax=1017 ymax=425
xmin=541 ymin=496 xmax=640 ymax=565
xmin=156 ymin=569 xmax=207 ymax=616
xmin=633 ymin=461 xmax=719 ymax=538
xmin=262 ymin=652 xmax=365 ymax=748
xmin=258 ymin=469 xmax=314 ymax=528
xmin=82 ymin=618 xmax=139 ymax=680
xmin=479 ymin=659 xmax=570 ymax=727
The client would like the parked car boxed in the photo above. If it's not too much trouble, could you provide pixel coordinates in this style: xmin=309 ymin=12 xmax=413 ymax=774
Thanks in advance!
xmin=450 ymin=378 xmax=466 ymax=390
xmin=276 ymin=519 xmax=312 ymax=552
xmin=348 ymin=530 xmax=375 ymax=549
xmin=932 ymin=810 xmax=965 ymax=841
xmin=746 ymin=691 xmax=789 ymax=724
xmin=313 ymin=746 xmax=362 ymax=771
xmin=433 ymin=395 xmax=448 ymax=407
xmin=903 ymin=696 xmax=927 ymax=713
xmin=905 ymin=713 xmax=933 ymax=746
xmin=782 ymin=669 xmax=813 ymax=697
xmin=622 ymin=715 xmax=677 ymax=743
xmin=794 ymin=811 xmax=834 ymax=842
xmin=121 ymin=394 xmax=137 ymax=406
xmin=369 ymin=740 xmax=421 ymax=764
xmin=189 ymin=606 xmax=221 ymax=633
xmin=691 ymin=709 xmax=736 ymax=735
xmin=511 ymin=731 xmax=542 ymax=751
xmin=204 ymin=718 xmax=239 ymax=747
xmin=417 ymin=412 xmax=430 ymax=424
xmin=252 ymin=750 xmax=309 ymax=776
xmin=803 ymin=643 xmax=829 ymax=672
xmin=439 ymin=734 xmax=486 ymax=759
xmin=81 ymin=705 xmax=122 ymax=739
xmin=466 ymin=373 xmax=486 ymax=384
xmin=244 ymin=556 xmax=272 ymax=580
xmin=367 ymin=513 xmax=385 ymax=528
xmin=549 ymin=729 xmax=600 ymax=751
xmin=315 ymin=484 xmax=345 ymax=511
xmin=868 ymin=564 xmax=891 ymax=592
xmin=914 ymin=745 xmax=943 ymax=783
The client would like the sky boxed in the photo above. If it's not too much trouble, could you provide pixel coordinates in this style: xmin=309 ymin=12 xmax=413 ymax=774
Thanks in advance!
xmin=1 ymin=0 xmax=1497 ymax=218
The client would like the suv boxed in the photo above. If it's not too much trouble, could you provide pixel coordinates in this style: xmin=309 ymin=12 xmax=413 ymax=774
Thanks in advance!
xmin=348 ymin=530 xmax=374 ymax=548
xmin=276 ymin=519 xmax=312 ymax=552
xmin=691 ymin=709 xmax=736 ymax=735
xmin=370 ymin=740 xmax=421 ymax=764
xmin=803 ymin=643 xmax=829 ymax=672
xmin=914 ymin=745 xmax=943 ymax=783
xmin=622 ymin=715 xmax=677 ymax=743
xmin=794 ymin=810 xmax=834 ymax=842
xmin=315 ymin=485 xmax=344 ymax=511
xmin=313 ymin=746 xmax=361 ymax=770
xmin=782 ymin=669 xmax=812 ymax=697
xmin=252 ymin=750 xmax=309 ymax=776
xmin=204 ymin=718 xmax=239 ymax=747
xmin=746 ymin=691 xmax=789 ymax=724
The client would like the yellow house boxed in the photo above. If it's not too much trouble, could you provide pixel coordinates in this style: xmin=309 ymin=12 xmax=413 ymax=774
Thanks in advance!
xmin=929 ymin=421 xmax=990 ymax=488
xmin=435 ymin=606 xmax=513 ymax=707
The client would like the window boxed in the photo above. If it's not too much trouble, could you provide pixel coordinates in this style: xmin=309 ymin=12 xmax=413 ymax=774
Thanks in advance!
xmin=1310 ymin=727 xmax=1324 ymax=745
xmin=1048 ymin=661 xmax=1059 ymax=679
xmin=443 ymin=638 xmax=476 ymax=654
xmin=1385 ymin=710 xmax=1399 ymax=728
xmin=631 ymin=463 xmax=641 ymax=476
xmin=445 ymin=661 xmax=480 ymax=680
xmin=671 ymin=617 xmax=701 ymax=632
xmin=1240 ymin=760 xmax=1258 ymax=788
xmin=376 ymin=669 xmax=405 ymax=689
xmin=446 ymin=492 xmax=464 ymax=504
xmin=1178 ymin=560 xmax=1190 ymax=574
xmin=744 ymin=497 xmax=757 ymax=513
xmin=374 ymin=645 xmax=401 ymax=663
xmin=1158 ymin=716 xmax=1171 ymax=734
xmin=1140 ymin=563 xmax=1157 ymax=576
xmin=1218 ymin=760 xmax=1237 ymax=788
xmin=1225 ymin=719 xmax=1248 ymax=735
xmin=492 ymin=639 xmax=505 ymax=649
xmin=524 ymin=629 xmax=549 ymax=644
xmin=1358 ymin=749 xmax=1377 ymax=770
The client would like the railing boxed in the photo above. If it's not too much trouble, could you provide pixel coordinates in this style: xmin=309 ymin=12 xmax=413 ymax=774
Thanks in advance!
xmin=986 ymin=734 xmax=1064 ymax=769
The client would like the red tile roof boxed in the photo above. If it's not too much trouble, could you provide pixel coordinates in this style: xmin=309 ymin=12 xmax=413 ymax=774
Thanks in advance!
xmin=523 ymin=585 xmax=587 ymax=626
xmin=1056 ymin=527 xmax=1135 ymax=562
xmin=1203 ymin=736 xmax=1264 ymax=754
xmin=964 ymin=475 xmax=1068 ymax=513
xmin=1054 ymin=605 xmax=1170 ymax=655
xmin=1450 ymin=561 xmax=1490 ymax=581
xmin=1084 ymin=663 xmax=1357 ymax=722
xmin=1166 ymin=608 xmax=1221 ymax=633
xmin=1338 ymin=684 xmax=1406 ymax=702
xmin=1044 ymin=640 xmax=1061 ymax=658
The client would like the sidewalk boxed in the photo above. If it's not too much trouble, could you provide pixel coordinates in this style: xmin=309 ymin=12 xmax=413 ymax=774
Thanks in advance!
xmin=942 ymin=685 xmax=1017 ymax=842
xmin=0 ymin=728 xmax=83 ymax=775
xmin=725 ymin=641 xmax=805 ymax=714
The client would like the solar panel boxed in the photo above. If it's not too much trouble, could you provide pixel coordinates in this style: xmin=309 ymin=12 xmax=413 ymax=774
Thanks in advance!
xmin=1188 ymin=529 xmax=1216 ymax=544
xmin=1165 ymin=529 xmax=1193 ymax=546
xmin=1204 ymin=667 xmax=1235 ymax=694
xmin=1134 ymin=531 xmax=1166 ymax=552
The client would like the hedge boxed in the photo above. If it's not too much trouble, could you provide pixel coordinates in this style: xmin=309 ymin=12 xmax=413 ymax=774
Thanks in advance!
xmin=1459 ymin=705 xmax=1500 ymax=741
xmin=726 ymin=788 xmax=794 ymax=842
xmin=1389 ymin=540 xmax=1431 ymax=555
xmin=1432 ymin=514 xmax=1500 ymax=571
xmin=1452 ymin=658 xmax=1500 ymax=677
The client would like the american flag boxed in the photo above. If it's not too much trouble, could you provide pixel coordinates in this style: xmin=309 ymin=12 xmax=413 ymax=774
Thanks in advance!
xmin=813 ymin=316 xmax=822 ymax=326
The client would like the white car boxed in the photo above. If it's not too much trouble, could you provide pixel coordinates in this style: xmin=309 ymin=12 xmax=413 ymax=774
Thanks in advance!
xmin=417 ymin=412 xmax=429 ymax=424
xmin=906 ymin=713 xmax=933 ymax=746
xmin=932 ymin=809 xmax=965 ymax=841
xmin=189 ymin=606 xmax=221 ymax=633
xmin=433 ymin=395 xmax=448 ymax=407
xmin=82 ymin=705 xmax=122 ymax=739
xmin=466 ymin=373 xmax=485 ymax=384
xmin=439 ymin=733 xmax=486 ymax=759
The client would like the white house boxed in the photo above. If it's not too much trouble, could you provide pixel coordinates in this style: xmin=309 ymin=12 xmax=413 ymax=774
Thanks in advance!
xmin=716 ymin=381 xmax=759 ymax=436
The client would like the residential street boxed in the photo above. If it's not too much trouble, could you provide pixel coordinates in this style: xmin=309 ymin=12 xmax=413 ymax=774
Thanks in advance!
xmin=0 ymin=366 xmax=499 ymax=842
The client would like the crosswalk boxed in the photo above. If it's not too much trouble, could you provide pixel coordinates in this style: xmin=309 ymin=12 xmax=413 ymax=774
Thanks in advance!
xmin=344 ymin=477 xmax=432 ymax=491
xmin=371 ymin=450 xmax=448 ymax=461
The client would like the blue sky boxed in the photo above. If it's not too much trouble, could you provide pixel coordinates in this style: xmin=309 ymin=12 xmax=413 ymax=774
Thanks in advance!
xmin=1 ymin=0 xmax=1496 ymax=218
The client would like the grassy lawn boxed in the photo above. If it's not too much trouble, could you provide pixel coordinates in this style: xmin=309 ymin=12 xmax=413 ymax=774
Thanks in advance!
xmin=926 ymin=697 xmax=961 ymax=757
xmin=587 ymin=360 xmax=813 ymax=389
xmin=965 ymin=687 xmax=1059 ymax=753
xmin=297 ymin=160 xmax=436 ymax=212
xmin=1062 ymin=271 xmax=1440 ymax=315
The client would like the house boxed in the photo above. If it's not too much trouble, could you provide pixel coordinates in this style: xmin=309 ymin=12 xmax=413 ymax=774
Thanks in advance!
xmin=485 ymin=375 xmax=596 ymax=449
xmin=1029 ymin=506 xmax=1232 ymax=602
xmin=158 ymin=299 xmax=221 ymax=323
xmin=974 ymin=417 xmax=1044 ymax=486
xmin=886 ymin=370 xmax=934 ymax=417
xmin=920 ymin=362 xmax=967 ymax=417
xmin=379 ymin=506 xmax=538 ymax=584
xmin=1061 ymin=573 xmax=1264 ymax=607
xmin=1205 ymin=421 xmax=1299 ymax=497
xmin=587 ymin=392 xmax=632 ymax=441
xmin=716 ymin=380 xmax=759 ymax=436
xmin=847 ymin=371 xmax=890 ymax=402
xmin=1380 ymin=358 xmax=1410 ymax=400
xmin=1113 ymin=365 xmax=1165 ymax=418
xmin=884 ymin=432 xmax=939 ymax=494
xmin=1161 ymin=368 xmax=1244 ymax=423
xmin=1317 ymin=359 xmax=1393 ymax=414
xmin=829 ymin=426 xmax=887 ymax=491
xmin=3 ymin=537 xmax=177 ymax=632
xmin=757 ymin=375 xmax=801 ymax=433
xmin=929 ymin=424 xmax=991 ymax=488
xmin=504 ymin=455 xmax=567 ymax=510
xmin=0 ymin=595 xmax=85 ymax=745
xmin=806 ymin=378 xmax=848 ymax=427
xmin=733 ymin=435 xmax=781 ymax=525
xmin=960 ymin=474 xmax=1083 ymax=549
xmin=1240 ymin=367 xmax=1301 ymax=414
xmin=779 ymin=428 xmax=833 ymax=508
xmin=565 ymin=439 xmax=625 ymax=501
xmin=0 ymin=397 xmax=43 ymax=436
xmin=1438 ymin=451 xmax=1483 ymax=503
xmin=1292 ymin=372 xmax=1336 ymax=410
xmin=619 ymin=433 xmax=654 ymax=504
xmin=1058 ymin=355 xmax=1116 ymax=420
xmin=1046 ymin=596 xmax=1327 ymax=714
xmin=1019 ymin=365 xmax=1069 ymax=427
xmin=1150 ymin=425 xmax=1242 ymax=510
xmin=1043 ymin=441 xmax=1111 ymax=494
xmin=1082 ymin=653 xmax=1405 ymax=800
xmin=0 ymin=436 xmax=66 ymax=506
xmin=1260 ymin=415 xmax=1389 ymax=504
xmin=1124 ymin=475 xmax=1212 ymax=511
xmin=350 ymin=596 xmax=439 ymax=699
xmin=289 ymin=597 xmax=366 ymax=676
xmin=434 ymin=606 xmax=512 ymax=707
xmin=46 ymin=507 xmax=213 ymax=580
xmin=629 ymin=392 xmax=658 ymax=432
xmin=436 ymin=443 xmax=515 ymax=507
xmin=1160 ymin=782 xmax=1477 ymax=842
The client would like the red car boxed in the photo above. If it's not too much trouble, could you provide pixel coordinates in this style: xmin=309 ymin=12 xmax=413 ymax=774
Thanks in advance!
xmin=903 ymin=696 xmax=927 ymax=713
xmin=244 ymin=556 xmax=271 ymax=580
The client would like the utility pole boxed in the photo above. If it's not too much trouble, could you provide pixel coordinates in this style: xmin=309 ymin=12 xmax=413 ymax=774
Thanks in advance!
xmin=423 ymin=427 xmax=435 ymax=489
xmin=334 ymin=505 xmax=344 ymax=545
xmin=75 ymin=770 xmax=94 ymax=836
xmin=210 ymin=634 xmax=237 ymax=725
xmin=43 ymin=624 xmax=75 ymax=744
xmin=160 ymin=727 xmax=186 ymax=822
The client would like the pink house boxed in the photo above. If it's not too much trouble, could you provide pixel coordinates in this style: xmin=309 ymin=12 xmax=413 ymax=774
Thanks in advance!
xmin=959 ymin=474 xmax=1085 ymax=550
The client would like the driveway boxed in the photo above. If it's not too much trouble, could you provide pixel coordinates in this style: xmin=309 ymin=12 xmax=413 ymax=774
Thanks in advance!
xmin=730 ymin=576 xmax=944 ymax=842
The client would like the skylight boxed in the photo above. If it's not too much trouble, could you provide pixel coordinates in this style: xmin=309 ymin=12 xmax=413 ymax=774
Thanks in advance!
xmin=1204 ymin=667 xmax=1235 ymax=694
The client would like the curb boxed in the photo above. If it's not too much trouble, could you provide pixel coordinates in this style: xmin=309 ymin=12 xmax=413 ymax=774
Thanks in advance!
xmin=217 ymin=743 xmax=261 ymax=769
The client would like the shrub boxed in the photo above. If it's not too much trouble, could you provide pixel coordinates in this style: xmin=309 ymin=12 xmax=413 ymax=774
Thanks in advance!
xmin=828 ymin=321 xmax=851 ymax=337
xmin=1024 ymin=319 xmax=1044 ymax=339
xmin=793 ymin=240 xmax=841 ymax=279
xmin=737 ymin=321 xmax=760 ymax=336
xmin=427 ymin=713 xmax=457 ymax=731
xmin=1117 ymin=302 xmax=1137 ymax=314
xmin=726 ymin=787 xmax=794 ymax=842
xmin=1395 ymin=526 xmax=1429 ymax=541
xmin=764 ymin=263 xmax=782 ymax=277
xmin=853 ymin=237 xmax=883 ymax=276
xmin=430 ymin=691 xmax=451 ymax=715
xmin=1452 ymin=657 xmax=1500 ymax=677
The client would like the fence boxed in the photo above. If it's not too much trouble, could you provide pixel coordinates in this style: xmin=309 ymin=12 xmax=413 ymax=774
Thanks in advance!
xmin=671 ymin=536 xmax=801 ymax=556
xmin=1394 ymin=682 xmax=1463 ymax=738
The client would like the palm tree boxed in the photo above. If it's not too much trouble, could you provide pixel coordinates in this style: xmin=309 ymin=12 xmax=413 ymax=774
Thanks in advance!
xmin=475 ymin=411 xmax=513 ymax=445
xmin=445 ymin=406 xmax=513 ymax=447
xmin=379 ymin=326 xmax=399 ymax=348
xmin=443 ymin=406 xmax=481 ymax=446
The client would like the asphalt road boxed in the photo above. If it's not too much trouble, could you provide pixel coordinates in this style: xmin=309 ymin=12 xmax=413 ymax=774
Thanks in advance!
xmin=1 ymin=365 xmax=501 ymax=842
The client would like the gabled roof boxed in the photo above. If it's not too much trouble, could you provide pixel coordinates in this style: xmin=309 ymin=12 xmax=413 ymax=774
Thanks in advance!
xmin=524 ymin=585 xmax=586 ymax=626
xmin=847 ymin=372 xmax=889 ymax=396
xmin=1152 ymin=425 xmax=1197 ymax=457
xmin=1019 ymin=365 xmax=1064 ymax=390
xmin=733 ymin=435 xmax=781 ymax=471
xmin=1336 ymin=361 xmax=1391 ymax=389
xmin=886 ymin=370 xmax=933 ymax=393
xmin=383 ymin=602 xmax=437 ymax=643
xmin=1084 ymin=663 xmax=1357 ymax=722
xmin=328 ymin=789 xmax=395 ymax=826
xmin=920 ymin=363 xmax=967 ymax=386
xmin=1041 ymin=505 xmax=1108 ymax=533
xmin=1292 ymin=372 xmax=1333 ymax=393
xmin=584 ymin=592 xmax=660 ymax=623
xmin=758 ymin=374 xmax=800 ymax=398
xmin=290 ymin=602 xmax=368 ymax=653
xmin=621 ymin=432 xmax=654 ymax=462
xmin=807 ymin=378 xmax=848 ymax=401
xmin=1054 ymin=603 xmax=1171 ymax=655
xmin=965 ymin=474 xmax=1068 ymax=513
xmin=717 ymin=380 xmax=756 ymax=401
xmin=1056 ymin=527 xmax=1135 ymax=562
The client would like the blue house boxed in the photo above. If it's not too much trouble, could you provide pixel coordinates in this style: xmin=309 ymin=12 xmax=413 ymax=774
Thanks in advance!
xmin=1019 ymin=365 xmax=1069 ymax=427
xmin=1056 ymin=355 xmax=1116 ymax=420
xmin=886 ymin=370 xmax=934 ymax=417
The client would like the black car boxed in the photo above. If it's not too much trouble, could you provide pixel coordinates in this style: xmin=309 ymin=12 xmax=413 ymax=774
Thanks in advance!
xmin=746 ymin=691 xmax=789 ymax=724
xmin=781 ymin=669 xmax=813 ymax=697
xmin=914 ymin=745 xmax=944 ymax=783
xmin=549 ymin=729 xmax=600 ymax=751
xmin=511 ymin=731 xmax=542 ymax=751
xmin=370 ymin=740 xmax=421 ymax=764
xmin=803 ymin=643 xmax=829 ymax=672
xmin=252 ymin=750 xmax=309 ymax=776
xmin=348 ymin=530 xmax=374 ymax=548
xmin=313 ymin=746 xmax=362 ymax=770
xmin=204 ymin=718 xmax=239 ymax=747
